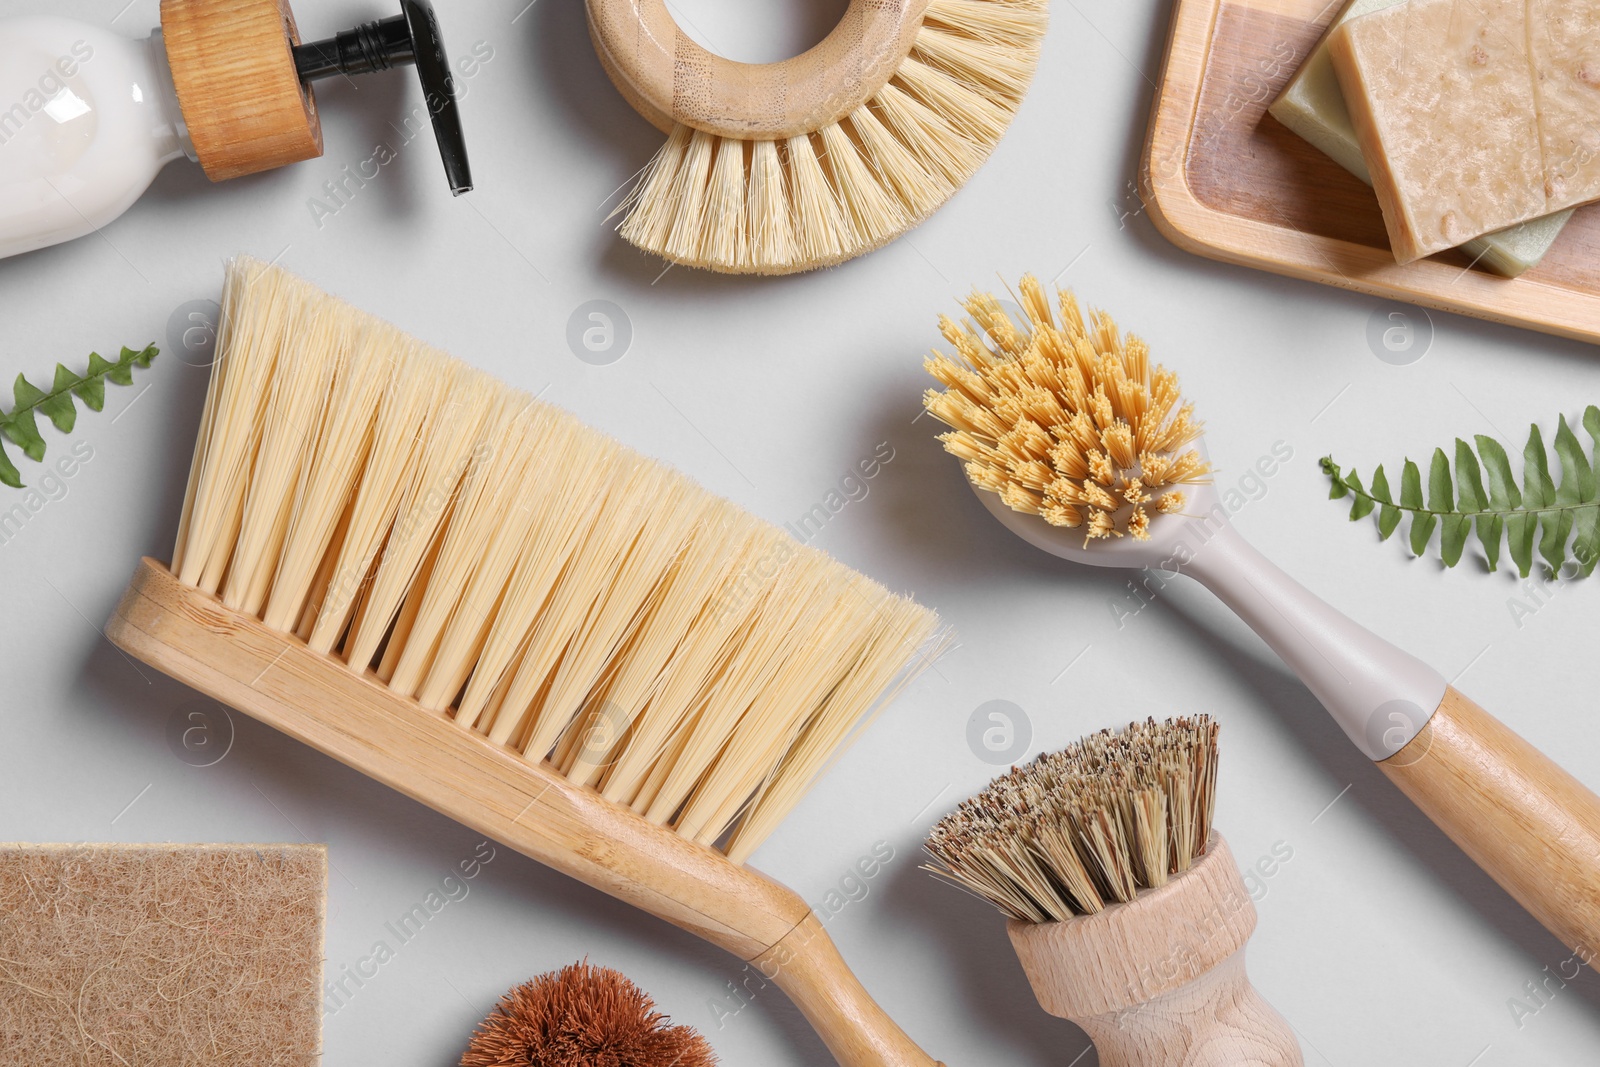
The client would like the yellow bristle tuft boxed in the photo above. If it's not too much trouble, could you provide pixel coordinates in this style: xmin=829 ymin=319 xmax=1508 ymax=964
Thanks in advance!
xmin=923 ymin=276 xmax=1210 ymax=539
xmin=924 ymin=717 xmax=1220 ymax=923
xmin=172 ymin=257 xmax=944 ymax=861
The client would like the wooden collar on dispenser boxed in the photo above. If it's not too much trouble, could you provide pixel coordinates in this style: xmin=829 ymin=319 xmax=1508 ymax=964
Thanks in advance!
xmin=159 ymin=0 xmax=470 ymax=192
xmin=160 ymin=0 xmax=322 ymax=182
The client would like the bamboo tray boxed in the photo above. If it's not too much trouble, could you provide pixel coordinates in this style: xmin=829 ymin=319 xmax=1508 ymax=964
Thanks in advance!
xmin=1141 ymin=0 xmax=1600 ymax=344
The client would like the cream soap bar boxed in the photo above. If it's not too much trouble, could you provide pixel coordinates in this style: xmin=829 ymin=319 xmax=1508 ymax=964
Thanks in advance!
xmin=1328 ymin=0 xmax=1600 ymax=264
xmin=1270 ymin=0 xmax=1573 ymax=276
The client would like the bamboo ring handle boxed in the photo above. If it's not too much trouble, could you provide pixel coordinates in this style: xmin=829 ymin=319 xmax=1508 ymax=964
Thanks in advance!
xmin=585 ymin=0 xmax=931 ymax=139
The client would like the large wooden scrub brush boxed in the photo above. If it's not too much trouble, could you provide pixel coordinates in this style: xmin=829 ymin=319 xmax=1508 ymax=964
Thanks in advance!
xmin=106 ymin=256 xmax=947 ymax=1067
xmin=588 ymin=0 xmax=1047 ymax=274
xmin=925 ymin=717 xmax=1302 ymax=1066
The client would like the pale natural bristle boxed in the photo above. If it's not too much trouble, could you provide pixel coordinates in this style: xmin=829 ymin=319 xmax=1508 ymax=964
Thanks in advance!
xmin=922 ymin=275 xmax=1211 ymax=542
xmin=923 ymin=716 xmax=1219 ymax=923
xmin=175 ymin=257 xmax=943 ymax=866
xmin=612 ymin=0 xmax=1048 ymax=275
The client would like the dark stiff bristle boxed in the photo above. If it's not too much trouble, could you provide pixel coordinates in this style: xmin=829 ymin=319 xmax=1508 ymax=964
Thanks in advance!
xmin=923 ymin=716 xmax=1219 ymax=923
xmin=461 ymin=962 xmax=716 ymax=1067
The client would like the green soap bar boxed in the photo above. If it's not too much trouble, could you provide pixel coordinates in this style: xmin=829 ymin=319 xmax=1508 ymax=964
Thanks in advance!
xmin=1268 ymin=0 xmax=1572 ymax=277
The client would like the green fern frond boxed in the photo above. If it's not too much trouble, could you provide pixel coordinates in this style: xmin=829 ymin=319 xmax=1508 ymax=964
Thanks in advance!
xmin=1321 ymin=405 xmax=1600 ymax=578
xmin=0 ymin=345 xmax=157 ymax=489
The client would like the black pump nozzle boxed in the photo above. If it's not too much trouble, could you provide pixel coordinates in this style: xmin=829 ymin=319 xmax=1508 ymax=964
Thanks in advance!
xmin=293 ymin=0 xmax=472 ymax=196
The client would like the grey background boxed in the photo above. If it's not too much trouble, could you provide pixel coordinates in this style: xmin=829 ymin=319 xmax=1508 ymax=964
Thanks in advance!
xmin=3 ymin=0 xmax=1598 ymax=1064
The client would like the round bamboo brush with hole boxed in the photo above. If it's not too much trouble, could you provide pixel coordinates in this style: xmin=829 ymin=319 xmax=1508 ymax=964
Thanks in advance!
xmin=588 ymin=0 xmax=1047 ymax=274
xmin=107 ymin=255 xmax=949 ymax=1067
xmin=921 ymin=275 xmax=1600 ymax=958
xmin=925 ymin=716 xmax=1301 ymax=1066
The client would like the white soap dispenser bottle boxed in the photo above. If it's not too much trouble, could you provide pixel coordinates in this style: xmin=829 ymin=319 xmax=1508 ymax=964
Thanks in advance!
xmin=0 ymin=0 xmax=471 ymax=262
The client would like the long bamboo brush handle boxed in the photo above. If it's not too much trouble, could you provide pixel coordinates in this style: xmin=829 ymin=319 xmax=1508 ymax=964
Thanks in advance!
xmin=1007 ymin=835 xmax=1301 ymax=1067
xmin=758 ymin=912 xmax=946 ymax=1067
xmin=1187 ymin=526 xmax=1600 ymax=952
xmin=107 ymin=558 xmax=942 ymax=1067
xmin=586 ymin=0 xmax=930 ymax=139
xmin=1379 ymin=688 xmax=1600 ymax=956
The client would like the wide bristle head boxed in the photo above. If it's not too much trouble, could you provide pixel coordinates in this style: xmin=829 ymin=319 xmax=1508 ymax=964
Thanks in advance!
xmin=174 ymin=257 xmax=944 ymax=866
xmin=611 ymin=0 xmax=1048 ymax=274
xmin=923 ymin=275 xmax=1210 ymax=543
xmin=923 ymin=716 xmax=1220 ymax=923
xmin=460 ymin=962 xmax=716 ymax=1067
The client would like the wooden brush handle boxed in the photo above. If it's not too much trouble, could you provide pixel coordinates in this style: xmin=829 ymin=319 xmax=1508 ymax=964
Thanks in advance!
xmin=107 ymin=558 xmax=942 ymax=1067
xmin=759 ymin=913 xmax=945 ymax=1067
xmin=1380 ymin=687 xmax=1600 ymax=955
xmin=1008 ymin=835 xmax=1301 ymax=1067
xmin=1184 ymin=527 xmax=1600 ymax=951
xmin=585 ymin=0 xmax=929 ymax=139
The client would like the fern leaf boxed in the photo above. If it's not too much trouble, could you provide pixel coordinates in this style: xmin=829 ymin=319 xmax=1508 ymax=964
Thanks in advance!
xmin=1325 ymin=458 xmax=1349 ymax=499
xmin=1550 ymin=415 xmax=1590 ymax=572
xmin=1396 ymin=459 xmax=1431 ymax=554
xmin=1371 ymin=464 xmax=1402 ymax=540
xmin=1454 ymin=439 xmax=1499 ymax=571
xmin=1476 ymin=432 xmax=1538 ymax=576
xmin=0 ymin=344 xmax=157 ymax=489
xmin=1346 ymin=469 xmax=1375 ymax=520
xmin=1523 ymin=424 xmax=1570 ymax=573
xmin=40 ymin=365 xmax=82 ymax=433
xmin=75 ymin=352 xmax=113 ymax=411
xmin=1427 ymin=447 xmax=1453 ymax=512
xmin=1476 ymin=435 xmax=1522 ymax=509
xmin=1576 ymin=407 xmax=1600 ymax=576
xmin=4 ymin=376 xmax=48 ymax=461
xmin=1321 ymin=409 xmax=1600 ymax=578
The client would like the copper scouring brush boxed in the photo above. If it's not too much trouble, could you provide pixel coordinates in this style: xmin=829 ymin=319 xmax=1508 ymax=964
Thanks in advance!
xmin=107 ymin=256 xmax=947 ymax=1067
xmin=923 ymin=275 xmax=1600 ymax=957
xmin=925 ymin=717 xmax=1301 ymax=1066
xmin=462 ymin=962 xmax=716 ymax=1067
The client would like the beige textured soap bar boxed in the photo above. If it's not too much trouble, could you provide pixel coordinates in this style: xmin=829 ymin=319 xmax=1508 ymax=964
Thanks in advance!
xmin=1269 ymin=0 xmax=1574 ymax=276
xmin=1329 ymin=0 xmax=1600 ymax=263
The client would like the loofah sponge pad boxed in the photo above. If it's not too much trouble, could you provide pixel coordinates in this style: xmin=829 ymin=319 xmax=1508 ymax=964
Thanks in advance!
xmin=0 ymin=842 xmax=325 ymax=1065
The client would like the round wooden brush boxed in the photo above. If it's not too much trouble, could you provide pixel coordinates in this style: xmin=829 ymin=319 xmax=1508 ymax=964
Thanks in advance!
xmin=108 ymin=256 xmax=948 ymax=1067
xmin=922 ymin=276 xmax=1600 ymax=956
xmin=462 ymin=962 xmax=716 ymax=1067
xmin=588 ymin=0 xmax=1046 ymax=274
xmin=926 ymin=717 xmax=1300 ymax=1066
